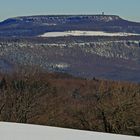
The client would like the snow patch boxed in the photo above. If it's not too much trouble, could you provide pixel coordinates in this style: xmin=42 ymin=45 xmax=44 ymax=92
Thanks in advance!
xmin=0 ymin=122 xmax=139 ymax=140
xmin=39 ymin=31 xmax=140 ymax=37
xmin=50 ymin=63 xmax=69 ymax=69
xmin=42 ymin=23 xmax=57 ymax=26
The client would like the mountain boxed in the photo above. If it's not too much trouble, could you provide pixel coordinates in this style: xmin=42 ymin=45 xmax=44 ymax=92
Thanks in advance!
xmin=0 ymin=15 xmax=140 ymax=37
xmin=0 ymin=15 xmax=140 ymax=82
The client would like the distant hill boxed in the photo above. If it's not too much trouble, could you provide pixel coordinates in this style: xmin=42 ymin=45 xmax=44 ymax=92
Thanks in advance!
xmin=0 ymin=15 xmax=140 ymax=37
xmin=0 ymin=15 xmax=140 ymax=82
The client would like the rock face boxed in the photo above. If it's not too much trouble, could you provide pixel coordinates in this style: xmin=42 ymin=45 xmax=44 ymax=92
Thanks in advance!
xmin=0 ymin=15 xmax=140 ymax=37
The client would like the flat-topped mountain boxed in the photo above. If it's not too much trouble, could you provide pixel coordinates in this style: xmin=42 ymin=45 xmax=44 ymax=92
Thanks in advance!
xmin=1 ymin=15 xmax=121 ymax=24
xmin=0 ymin=15 xmax=140 ymax=37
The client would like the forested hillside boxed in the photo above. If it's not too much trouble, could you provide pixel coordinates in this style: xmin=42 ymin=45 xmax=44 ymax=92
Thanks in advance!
xmin=0 ymin=67 xmax=139 ymax=136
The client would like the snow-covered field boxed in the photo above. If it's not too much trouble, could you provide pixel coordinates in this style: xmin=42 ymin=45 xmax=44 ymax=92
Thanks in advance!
xmin=0 ymin=122 xmax=139 ymax=140
xmin=40 ymin=30 xmax=140 ymax=37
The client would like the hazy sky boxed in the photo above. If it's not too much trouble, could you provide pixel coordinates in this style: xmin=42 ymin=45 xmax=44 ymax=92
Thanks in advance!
xmin=0 ymin=0 xmax=140 ymax=22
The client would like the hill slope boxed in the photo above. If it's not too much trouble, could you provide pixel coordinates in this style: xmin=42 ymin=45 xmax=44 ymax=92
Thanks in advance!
xmin=0 ymin=37 xmax=140 ymax=82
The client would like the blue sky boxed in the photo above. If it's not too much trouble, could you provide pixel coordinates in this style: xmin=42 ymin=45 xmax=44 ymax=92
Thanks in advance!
xmin=0 ymin=0 xmax=140 ymax=22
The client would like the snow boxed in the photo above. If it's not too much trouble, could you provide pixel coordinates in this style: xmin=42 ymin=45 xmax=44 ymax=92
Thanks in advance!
xmin=50 ymin=63 xmax=69 ymax=69
xmin=39 ymin=30 xmax=140 ymax=37
xmin=42 ymin=23 xmax=57 ymax=26
xmin=0 ymin=122 xmax=139 ymax=140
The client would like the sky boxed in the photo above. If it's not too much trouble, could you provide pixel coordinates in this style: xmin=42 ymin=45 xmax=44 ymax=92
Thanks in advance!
xmin=0 ymin=0 xmax=140 ymax=22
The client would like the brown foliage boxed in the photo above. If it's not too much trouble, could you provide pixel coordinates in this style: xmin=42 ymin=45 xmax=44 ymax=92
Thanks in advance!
xmin=0 ymin=68 xmax=139 ymax=136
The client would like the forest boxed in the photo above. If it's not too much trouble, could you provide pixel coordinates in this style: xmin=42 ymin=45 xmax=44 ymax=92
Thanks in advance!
xmin=0 ymin=67 xmax=139 ymax=136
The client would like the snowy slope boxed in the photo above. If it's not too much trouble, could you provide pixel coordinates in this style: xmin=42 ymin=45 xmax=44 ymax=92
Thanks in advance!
xmin=40 ymin=31 xmax=140 ymax=37
xmin=0 ymin=122 xmax=139 ymax=140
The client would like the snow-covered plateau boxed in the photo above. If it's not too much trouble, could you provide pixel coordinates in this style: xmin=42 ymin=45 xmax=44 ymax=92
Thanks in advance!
xmin=40 ymin=31 xmax=140 ymax=37
xmin=0 ymin=122 xmax=139 ymax=140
